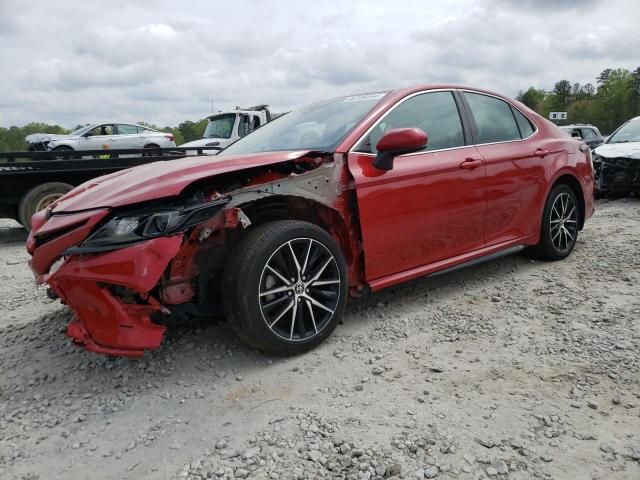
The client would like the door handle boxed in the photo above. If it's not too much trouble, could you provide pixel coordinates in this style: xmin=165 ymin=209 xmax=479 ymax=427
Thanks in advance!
xmin=534 ymin=148 xmax=549 ymax=158
xmin=460 ymin=158 xmax=483 ymax=170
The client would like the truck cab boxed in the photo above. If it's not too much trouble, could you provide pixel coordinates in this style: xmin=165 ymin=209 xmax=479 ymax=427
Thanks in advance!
xmin=180 ymin=105 xmax=272 ymax=154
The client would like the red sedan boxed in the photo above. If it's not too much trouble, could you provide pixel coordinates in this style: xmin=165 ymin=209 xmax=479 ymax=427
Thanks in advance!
xmin=27 ymin=85 xmax=595 ymax=357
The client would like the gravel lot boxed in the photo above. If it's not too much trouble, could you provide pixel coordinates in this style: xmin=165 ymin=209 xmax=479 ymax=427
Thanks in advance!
xmin=1 ymin=199 xmax=639 ymax=480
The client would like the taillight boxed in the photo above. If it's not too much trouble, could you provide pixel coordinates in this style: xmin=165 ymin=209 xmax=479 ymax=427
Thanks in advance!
xmin=164 ymin=134 xmax=174 ymax=142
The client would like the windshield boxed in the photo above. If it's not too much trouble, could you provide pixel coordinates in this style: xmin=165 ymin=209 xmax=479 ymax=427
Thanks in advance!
xmin=203 ymin=114 xmax=236 ymax=139
xmin=70 ymin=125 xmax=93 ymax=136
xmin=219 ymin=92 xmax=388 ymax=156
xmin=607 ymin=119 xmax=640 ymax=144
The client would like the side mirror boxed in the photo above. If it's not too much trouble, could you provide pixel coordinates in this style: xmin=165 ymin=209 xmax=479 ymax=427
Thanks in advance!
xmin=373 ymin=128 xmax=428 ymax=171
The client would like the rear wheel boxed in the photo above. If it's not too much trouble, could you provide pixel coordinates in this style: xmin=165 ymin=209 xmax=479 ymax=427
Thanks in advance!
xmin=142 ymin=144 xmax=162 ymax=156
xmin=528 ymin=184 xmax=579 ymax=260
xmin=18 ymin=182 xmax=73 ymax=231
xmin=223 ymin=220 xmax=348 ymax=356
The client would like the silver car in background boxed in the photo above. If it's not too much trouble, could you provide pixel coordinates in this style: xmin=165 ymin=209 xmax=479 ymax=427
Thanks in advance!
xmin=25 ymin=123 xmax=176 ymax=152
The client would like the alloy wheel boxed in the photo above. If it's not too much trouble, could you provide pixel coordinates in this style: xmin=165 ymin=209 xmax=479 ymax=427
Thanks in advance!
xmin=258 ymin=238 xmax=341 ymax=342
xmin=550 ymin=192 xmax=578 ymax=253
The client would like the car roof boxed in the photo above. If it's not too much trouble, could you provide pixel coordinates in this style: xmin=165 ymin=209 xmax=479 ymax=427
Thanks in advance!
xmin=336 ymin=84 xmax=537 ymax=152
xmin=89 ymin=122 xmax=153 ymax=127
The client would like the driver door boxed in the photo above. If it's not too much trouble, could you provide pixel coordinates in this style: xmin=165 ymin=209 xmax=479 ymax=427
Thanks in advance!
xmin=80 ymin=124 xmax=116 ymax=150
xmin=348 ymin=91 xmax=487 ymax=282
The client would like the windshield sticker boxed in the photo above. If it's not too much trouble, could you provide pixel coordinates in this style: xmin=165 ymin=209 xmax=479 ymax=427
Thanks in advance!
xmin=343 ymin=93 xmax=388 ymax=103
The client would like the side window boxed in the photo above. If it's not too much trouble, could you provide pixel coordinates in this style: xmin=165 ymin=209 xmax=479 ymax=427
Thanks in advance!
xmin=238 ymin=115 xmax=250 ymax=137
xmin=512 ymin=108 xmax=535 ymax=138
xmin=464 ymin=93 xmax=521 ymax=143
xmin=117 ymin=124 xmax=139 ymax=135
xmin=89 ymin=124 xmax=114 ymax=136
xmin=356 ymin=91 xmax=465 ymax=153
xmin=252 ymin=115 xmax=261 ymax=130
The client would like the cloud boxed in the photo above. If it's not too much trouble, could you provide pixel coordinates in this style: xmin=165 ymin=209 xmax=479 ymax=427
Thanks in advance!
xmin=0 ymin=0 xmax=638 ymax=128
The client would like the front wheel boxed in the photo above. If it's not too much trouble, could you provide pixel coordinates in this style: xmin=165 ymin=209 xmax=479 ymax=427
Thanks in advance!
xmin=223 ymin=220 xmax=348 ymax=356
xmin=528 ymin=184 xmax=579 ymax=260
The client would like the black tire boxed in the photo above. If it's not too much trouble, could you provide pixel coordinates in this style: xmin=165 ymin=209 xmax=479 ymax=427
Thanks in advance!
xmin=143 ymin=144 xmax=162 ymax=156
xmin=223 ymin=220 xmax=348 ymax=356
xmin=52 ymin=145 xmax=81 ymax=160
xmin=18 ymin=182 xmax=73 ymax=231
xmin=528 ymin=184 xmax=579 ymax=261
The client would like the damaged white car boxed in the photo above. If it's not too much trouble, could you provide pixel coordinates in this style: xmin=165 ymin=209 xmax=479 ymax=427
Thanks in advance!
xmin=25 ymin=123 xmax=176 ymax=152
xmin=593 ymin=116 xmax=640 ymax=195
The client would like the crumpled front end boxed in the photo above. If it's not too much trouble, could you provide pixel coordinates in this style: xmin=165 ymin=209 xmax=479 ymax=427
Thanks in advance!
xmin=26 ymin=150 xmax=361 ymax=357
xmin=51 ymin=237 xmax=182 ymax=357
xmin=28 ymin=208 xmax=184 ymax=357
xmin=593 ymin=155 xmax=640 ymax=195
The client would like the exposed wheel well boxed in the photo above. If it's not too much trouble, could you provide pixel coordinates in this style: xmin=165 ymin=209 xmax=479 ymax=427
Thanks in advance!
xmin=239 ymin=196 xmax=357 ymax=274
xmin=552 ymin=174 xmax=585 ymax=229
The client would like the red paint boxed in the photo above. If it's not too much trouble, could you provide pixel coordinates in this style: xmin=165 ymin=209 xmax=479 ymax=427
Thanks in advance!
xmin=349 ymin=145 xmax=488 ymax=280
xmin=28 ymin=84 xmax=595 ymax=356
xmin=52 ymin=150 xmax=314 ymax=211
xmin=49 ymin=236 xmax=182 ymax=356
xmin=376 ymin=128 xmax=427 ymax=152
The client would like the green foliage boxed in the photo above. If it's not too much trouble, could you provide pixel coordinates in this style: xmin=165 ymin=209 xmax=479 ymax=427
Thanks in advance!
xmin=517 ymin=87 xmax=546 ymax=110
xmin=0 ymin=122 xmax=70 ymax=152
xmin=519 ymin=66 xmax=640 ymax=134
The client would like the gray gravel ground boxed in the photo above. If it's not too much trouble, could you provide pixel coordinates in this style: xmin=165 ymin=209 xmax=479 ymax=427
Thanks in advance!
xmin=1 ymin=198 xmax=639 ymax=480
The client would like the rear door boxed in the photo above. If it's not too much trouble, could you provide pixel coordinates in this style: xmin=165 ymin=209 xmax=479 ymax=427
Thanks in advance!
xmin=115 ymin=124 xmax=144 ymax=148
xmin=348 ymin=90 xmax=487 ymax=281
xmin=461 ymin=91 xmax=546 ymax=245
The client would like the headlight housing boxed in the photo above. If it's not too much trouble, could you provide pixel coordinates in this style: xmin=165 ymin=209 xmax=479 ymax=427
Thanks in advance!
xmin=65 ymin=198 xmax=229 ymax=253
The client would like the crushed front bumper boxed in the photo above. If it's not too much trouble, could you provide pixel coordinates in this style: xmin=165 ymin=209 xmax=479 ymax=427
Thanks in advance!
xmin=28 ymin=209 xmax=183 ymax=357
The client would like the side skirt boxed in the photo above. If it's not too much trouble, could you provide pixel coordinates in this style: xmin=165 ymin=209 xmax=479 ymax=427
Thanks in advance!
xmin=419 ymin=245 xmax=525 ymax=280
xmin=367 ymin=236 xmax=534 ymax=292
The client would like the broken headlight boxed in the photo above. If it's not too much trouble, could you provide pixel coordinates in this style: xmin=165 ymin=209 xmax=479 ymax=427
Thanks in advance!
xmin=66 ymin=198 xmax=230 ymax=253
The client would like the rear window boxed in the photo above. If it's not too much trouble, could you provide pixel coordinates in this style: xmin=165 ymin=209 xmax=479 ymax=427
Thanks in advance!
xmin=512 ymin=108 xmax=535 ymax=138
xmin=464 ymin=92 xmax=521 ymax=144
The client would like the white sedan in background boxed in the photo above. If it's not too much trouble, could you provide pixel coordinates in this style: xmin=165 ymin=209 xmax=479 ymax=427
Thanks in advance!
xmin=25 ymin=123 xmax=176 ymax=152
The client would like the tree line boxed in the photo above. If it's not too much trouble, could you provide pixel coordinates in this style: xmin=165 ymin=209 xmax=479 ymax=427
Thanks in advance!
xmin=2 ymin=65 xmax=639 ymax=152
xmin=517 ymin=67 xmax=640 ymax=134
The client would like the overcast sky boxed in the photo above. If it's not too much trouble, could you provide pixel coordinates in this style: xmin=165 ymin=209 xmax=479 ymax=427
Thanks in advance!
xmin=0 ymin=0 xmax=638 ymax=128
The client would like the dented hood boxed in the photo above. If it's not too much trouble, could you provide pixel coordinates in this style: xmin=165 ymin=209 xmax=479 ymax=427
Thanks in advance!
xmin=52 ymin=150 xmax=313 ymax=212
xmin=594 ymin=142 xmax=640 ymax=160
xmin=25 ymin=133 xmax=71 ymax=143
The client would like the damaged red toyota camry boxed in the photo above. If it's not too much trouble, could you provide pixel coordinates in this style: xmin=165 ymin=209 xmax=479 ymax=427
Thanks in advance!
xmin=27 ymin=85 xmax=595 ymax=357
